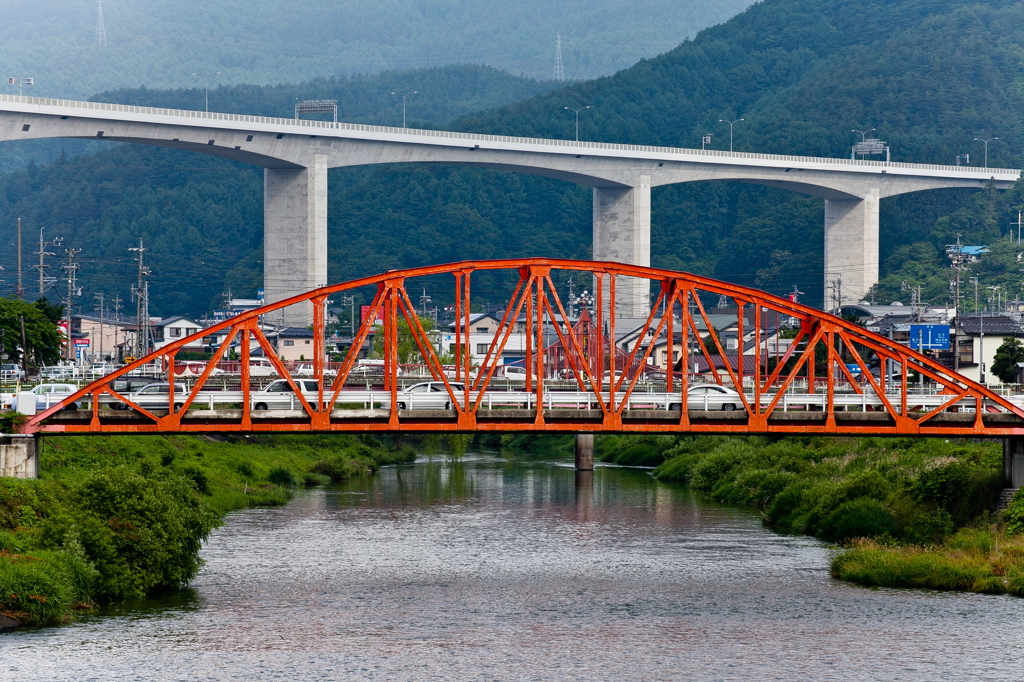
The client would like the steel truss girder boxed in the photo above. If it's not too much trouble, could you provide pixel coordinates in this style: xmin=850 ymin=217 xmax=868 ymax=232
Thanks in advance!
xmin=22 ymin=258 xmax=1024 ymax=438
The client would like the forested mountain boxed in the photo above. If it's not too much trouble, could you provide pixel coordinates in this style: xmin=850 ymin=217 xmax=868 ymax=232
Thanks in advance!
xmin=0 ymin=0 xmax=750 ymax=98
xmin=2 ymin=0 xmax=1024 ymax=319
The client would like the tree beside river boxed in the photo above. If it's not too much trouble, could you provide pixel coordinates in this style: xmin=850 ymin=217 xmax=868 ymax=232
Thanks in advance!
xmin=0 ymin=434 xmax=414 ymax=627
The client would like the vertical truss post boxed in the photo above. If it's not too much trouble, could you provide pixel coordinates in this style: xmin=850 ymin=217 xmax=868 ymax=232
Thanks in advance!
xmin=754 ymin=303 xmax=761 ymax=414
xmin=454 ymin=272 xmax=462 ymax=382
xmin=241 ymin=328 xmax=251 ymax=430
xmin=679 ymin=285 xmax=690 ymax=427
xmin=525 ymin=276 xmax=534 ymax=393
xmin=535 ymin=274 xmax=545 ymax=425
xmin=664 ymin=280 xmax=674 ymax=395
xmin=737 ymin=302 xmax=745 ymax=397
xmin=826 ymin=329 xmax=836 ymax=428
xmin=166 ymin=350 xmax=177 ymax=416
xmin=313 ymin=294 xmax=326 ymax=413
xmin=388 ymin=284 xmax=399 ymax=427
xmin=609 ymin=274 xmax=617 ymax=413
xmin=463 ymin=271 xmax=472 ymax=409
xmin=808 ymin=328 xmax=816 ymax=394
xmin=596 ymin=272 xmax=604 ymax=386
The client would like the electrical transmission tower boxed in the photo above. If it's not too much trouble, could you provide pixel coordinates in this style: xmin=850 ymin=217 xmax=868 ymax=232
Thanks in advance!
xmin=61 ymin=248 xmax=82 ymax=361
xmin=129 ymin=239 xmax=150 ymax=359
xmin=553 ymin=33 xmax=565 ymax=82
xmin=96 ymin=0 xmax=107 ymax=46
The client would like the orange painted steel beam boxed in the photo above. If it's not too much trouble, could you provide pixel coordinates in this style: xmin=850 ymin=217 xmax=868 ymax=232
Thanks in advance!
xmin=22 ymin=258 xmax=1024 ymax=438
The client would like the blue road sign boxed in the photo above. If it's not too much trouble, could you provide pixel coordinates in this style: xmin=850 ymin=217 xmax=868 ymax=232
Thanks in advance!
xmin=909 ymin=324 xmax=950 ymax=350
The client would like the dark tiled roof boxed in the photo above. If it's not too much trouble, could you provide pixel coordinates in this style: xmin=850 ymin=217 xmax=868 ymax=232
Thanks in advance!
xmin=957 ymin=315 xmax=1022 ymax=335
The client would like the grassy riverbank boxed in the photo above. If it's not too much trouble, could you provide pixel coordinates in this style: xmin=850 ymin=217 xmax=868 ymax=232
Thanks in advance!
xmin=0 ymin=434 xmax=415 ymax=627
xmin=598 ymin=434 xmax=1024 ymax=597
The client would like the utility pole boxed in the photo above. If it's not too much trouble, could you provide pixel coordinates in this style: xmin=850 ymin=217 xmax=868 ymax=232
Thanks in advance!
xmin=33 ymin=227 xmax=62 ymax=299
xmin=129 ymin=239 xmax=150 ymax=359
xmin=951 ymin=234 xmax=967 ymax=372
xmin=62 ymin=248 xmax=82 ymax=362
xmin=16 ymin=218 xmax=23 ymax=300
xmin=419 ymin=288 xmax=431 ymax=317
xmin=111 ymin=294 xmax=123 ymax=360
xmin=94 ymin=292 xmax=105 ymax=363
xmin=1013 ymin=210 xmax=1023 ymax=246
xmin=828 ymin=274 xmax=843 ymax=314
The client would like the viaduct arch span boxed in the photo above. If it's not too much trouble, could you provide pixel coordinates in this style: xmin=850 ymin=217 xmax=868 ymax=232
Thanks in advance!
xmin=0 ymin=94 xmax=1017 ymax=324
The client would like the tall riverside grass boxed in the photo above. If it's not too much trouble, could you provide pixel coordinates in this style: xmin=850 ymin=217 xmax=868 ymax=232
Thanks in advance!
xmin=832 ymin=529 xmax=1024 ymax=596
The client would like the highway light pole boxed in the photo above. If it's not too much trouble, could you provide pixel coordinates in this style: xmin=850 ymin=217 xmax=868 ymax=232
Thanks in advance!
xmin=392 ymin=91 xmax=417 ymax=128
xmin=719 ymin=118 xmax=744 ymax=152
xmin=974 ymin=136 xmax=997 ymax=169
xmin=565 ymin=106 xmax=590 ymax=142
xmin=192 ymin=72 xmax=220 ymax=113
xmin=852 ymin=128 xmax=875 ymax=143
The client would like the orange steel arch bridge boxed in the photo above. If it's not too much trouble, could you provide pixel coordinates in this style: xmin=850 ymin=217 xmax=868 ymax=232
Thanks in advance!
xmin=21 ymin=259 xmax=1024 ymax=438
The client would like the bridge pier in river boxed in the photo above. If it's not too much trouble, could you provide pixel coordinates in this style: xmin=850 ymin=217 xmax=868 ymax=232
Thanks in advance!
xmin=575 ymin=433 xmax=594 ymax=471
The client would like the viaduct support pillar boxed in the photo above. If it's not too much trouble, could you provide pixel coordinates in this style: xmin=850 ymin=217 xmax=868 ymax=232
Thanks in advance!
xmin=575 ymin=433 xmax=594 ymax=471
xmin=824 ymin=188 xmax=879 ymax=311
xmin=1004 ymin=437 xmax=1024 ymax=489
xmin=264 ymin=155 xmax=328 ymax=327
xmin=593 ymin=176 xmax=651 ymax=321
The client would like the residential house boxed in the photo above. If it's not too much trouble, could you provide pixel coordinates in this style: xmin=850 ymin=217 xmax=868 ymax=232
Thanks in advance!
xmin=953 ymin=315 xmax=1022 ymax=385
xmin=151 ymin=317 xmax=205 ymax=351
xmin=274 ymin=327 xmax=316 ymax=362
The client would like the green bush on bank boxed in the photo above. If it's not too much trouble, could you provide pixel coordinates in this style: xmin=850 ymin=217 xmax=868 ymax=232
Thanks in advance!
xmin=0 ymin=433 xmax=415 ymax=627
xmin=650 ymin=436 xmax=1002 ymax=544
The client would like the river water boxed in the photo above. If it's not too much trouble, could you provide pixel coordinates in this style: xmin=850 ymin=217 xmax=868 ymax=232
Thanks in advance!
xmin=3 ymin=452 xmax=1023 ymax=680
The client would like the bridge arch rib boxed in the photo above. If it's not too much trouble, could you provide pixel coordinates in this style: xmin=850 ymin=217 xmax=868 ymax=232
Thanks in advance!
xmin=23 ymin=259 xmax=1024 ymax=438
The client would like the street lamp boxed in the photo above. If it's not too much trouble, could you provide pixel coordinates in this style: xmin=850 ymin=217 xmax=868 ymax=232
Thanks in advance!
xmin=565 ymin=106 xmax=590 ymax=142
xmin=391 ymin=91 xmax=417 ymax=128
xmin=192 ymin=72 xmax=220 ymax=113
xmin=718 ymin=118 xmax=744 ymax=152
xmin=852 ymin=128 xmax=875 ymax=143
xmin=974 ymin=136 xmax=998 ymax=169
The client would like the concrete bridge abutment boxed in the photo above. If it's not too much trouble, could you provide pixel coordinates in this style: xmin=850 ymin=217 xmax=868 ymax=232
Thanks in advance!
xmin=0 ymin=435 xmax=39 ymax=479
xmin=824 ymin=188 xmax=880 ymax=311
xmin=575 ymin=432 xmax=594 ymax=471
xmin=264 ymin=155 xmax=328 ymax=328
xmin=1004 ymin=437 xmax=1024 ymax=489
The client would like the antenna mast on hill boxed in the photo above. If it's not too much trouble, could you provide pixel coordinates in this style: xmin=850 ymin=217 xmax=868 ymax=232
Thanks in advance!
xmin=96 ymin=0 xmax=107 ymax=47
xmin=553 ymin=33 xmax=565 ymax=82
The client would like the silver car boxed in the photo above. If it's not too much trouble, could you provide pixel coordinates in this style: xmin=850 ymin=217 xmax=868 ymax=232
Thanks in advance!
xmin=380 ymin=381 xmax=466 ymax=410
xmin=252 ymin=379 xmax=324 ymax=411
xmin=12 ymin=383 xmax=82 ymax=412
xmin=114 ymin=382 xmax=189 ymax=411
xmin=668 ymin=385 xmax=743 ymax=411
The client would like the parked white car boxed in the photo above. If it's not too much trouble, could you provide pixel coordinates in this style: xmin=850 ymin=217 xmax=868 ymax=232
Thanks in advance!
xmin=248 ymin=357 xmax=278 ymax=377
xmin=12 ymin=384 xmax=82 ymax=412
xmin=295 ymin=363 xmax=337 ymax=377
xmin=1 ymin=363 xmax=25 ymax=381
xmin=379 ymin=381 xmax=466 ymax=411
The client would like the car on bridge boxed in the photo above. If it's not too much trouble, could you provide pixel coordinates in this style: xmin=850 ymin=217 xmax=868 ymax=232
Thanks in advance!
xmin=6 ymin=383 xmax=81 ymax=412
xmin=669 ymin=384 xmax=743 ymax=411
xmin=251 ymin=379 xmax=326 ymax=411
xmin=379 ymin=381 xmax=467 ymax=411
xmin=111 ymin=382 xmax=190 ymax=411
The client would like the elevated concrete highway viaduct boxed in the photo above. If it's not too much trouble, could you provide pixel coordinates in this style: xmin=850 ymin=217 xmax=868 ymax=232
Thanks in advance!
xmin=1 ymin=94 xmax=1017 ymax=324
